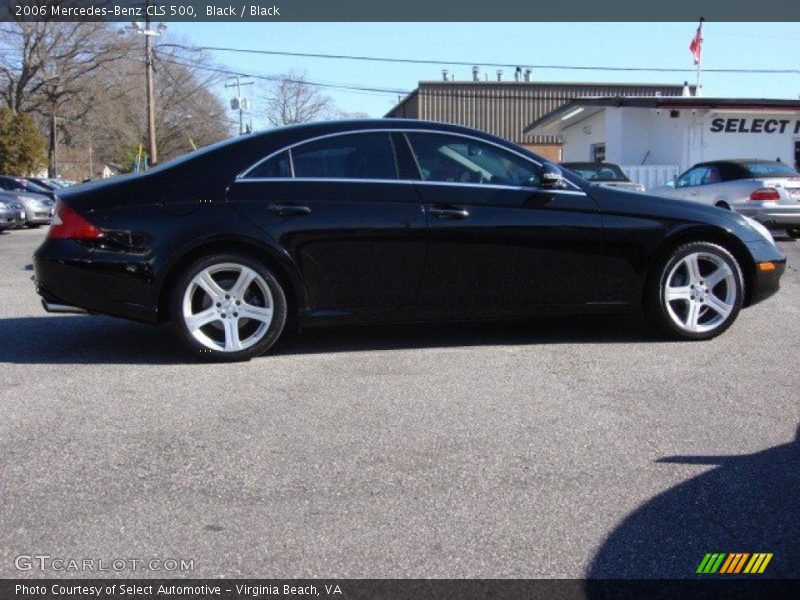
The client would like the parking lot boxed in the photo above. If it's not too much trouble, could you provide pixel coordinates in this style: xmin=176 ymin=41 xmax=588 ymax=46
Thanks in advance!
xmin=1 ymin=226 xmax=798 ymax=579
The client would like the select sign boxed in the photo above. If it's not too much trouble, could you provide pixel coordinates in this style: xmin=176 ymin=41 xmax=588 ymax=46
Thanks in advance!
xmin=710 ymin=118 xmax=800 ymax=135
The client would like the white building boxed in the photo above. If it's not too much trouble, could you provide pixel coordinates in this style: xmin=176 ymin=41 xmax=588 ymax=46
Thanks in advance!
xmin=525 ymin=97 xmax=800 ymax=189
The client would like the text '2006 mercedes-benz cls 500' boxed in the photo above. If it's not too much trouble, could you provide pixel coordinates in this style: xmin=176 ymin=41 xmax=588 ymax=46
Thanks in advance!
xmin=33 ymin=120 xmax=786 ymax=361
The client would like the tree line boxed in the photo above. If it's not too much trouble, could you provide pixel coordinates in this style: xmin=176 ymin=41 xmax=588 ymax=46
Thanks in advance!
xmin=0 ymin=22 xmax=364 ymax=179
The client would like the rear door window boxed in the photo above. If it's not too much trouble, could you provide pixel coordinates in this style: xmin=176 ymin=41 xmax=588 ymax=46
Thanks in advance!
xmin=247 ymin=151 xmax=291 ymax=178
xmin=291 ymin=133 xmax=397 ymax=180
xmin=702 ymin=167 xmax=722 ymax=185
xmin=677 ymin=167 xmax=708 ymax=188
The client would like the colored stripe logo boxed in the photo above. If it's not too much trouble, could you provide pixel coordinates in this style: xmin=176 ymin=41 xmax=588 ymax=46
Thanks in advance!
xmin=696 ymin=553 xmax=772 ymax=574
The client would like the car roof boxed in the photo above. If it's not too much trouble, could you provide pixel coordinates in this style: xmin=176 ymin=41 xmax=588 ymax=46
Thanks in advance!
xmin=695 ymin=159 xmax=781 ymax=167
xmin=146 ymin=118 xmax=552 ymax=179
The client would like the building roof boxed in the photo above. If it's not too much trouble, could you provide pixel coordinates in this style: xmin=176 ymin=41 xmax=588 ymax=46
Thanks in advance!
xmin=386 ymin=81 xmax=690 ymax=144
xmin=525 ymin=96 xmax=800 ymax=136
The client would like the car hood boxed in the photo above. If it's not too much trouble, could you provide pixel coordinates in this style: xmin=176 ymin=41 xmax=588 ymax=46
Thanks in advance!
xmin=4 ymin=190 xmax=52 ymax=203
xmin=586 ymin=185 xmax=765 ymax=243
xmin=595 ymin=181 xmax=645 ymax=191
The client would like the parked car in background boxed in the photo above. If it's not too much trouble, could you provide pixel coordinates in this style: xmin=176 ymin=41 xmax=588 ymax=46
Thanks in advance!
xmin=561 ymin=162 xmax=645 ymax=192
xmin=0 ymin=194 xmax=26 ymax=232
xmin=33 ymin=119 xmax=785 ymax=361
xmin=0 ymin=175 xmax=56 ymax=200
xmin=1 ymin=190 xmax=54 ymax=228
xmin=649 ymin=160 xmax=800 ymax=238
xmin=27 ymin=177 xmax=69 ymax=191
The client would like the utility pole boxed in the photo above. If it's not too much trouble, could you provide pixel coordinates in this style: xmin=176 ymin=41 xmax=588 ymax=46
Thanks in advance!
xmin=50 ymin=105 xmax=58 ymax=178
xmin=44 ymin=75 xmax=62 ymax=178
xmin=125 ymin=6 xmax=166 ymax=166
xmin=225 ymin=76 xmax=254 ymax=135
xmin=48 ymin=106 xmax=66 ymax=177
xmin=145 ymin=0 xmax=157 ymax=165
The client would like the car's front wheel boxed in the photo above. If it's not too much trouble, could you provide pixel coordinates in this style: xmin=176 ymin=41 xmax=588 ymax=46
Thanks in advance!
xmin=169 ymin=253 xmax=287 ymax=361
xmin=786 ymin=227 xmax=800 ymax=239
xmin=644 ymin=242 xmax=743 ymax=340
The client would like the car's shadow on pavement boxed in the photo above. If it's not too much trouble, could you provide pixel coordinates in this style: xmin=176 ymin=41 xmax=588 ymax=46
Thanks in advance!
xmin=585 ymin=425 xmax=800 ymax=586
xmin=0 ymin=313 xmax=661 ymax=365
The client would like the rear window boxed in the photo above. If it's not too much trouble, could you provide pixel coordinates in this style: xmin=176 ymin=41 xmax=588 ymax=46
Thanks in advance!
xmin=744 ymin=162 xmax=799 ymax=178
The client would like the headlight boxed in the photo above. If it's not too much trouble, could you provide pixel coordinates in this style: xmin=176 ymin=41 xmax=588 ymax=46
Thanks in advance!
xmin=0 ymin=202 xmax=8 ymax=209
xmin=742 ymin=215 xmax=776 ymax=246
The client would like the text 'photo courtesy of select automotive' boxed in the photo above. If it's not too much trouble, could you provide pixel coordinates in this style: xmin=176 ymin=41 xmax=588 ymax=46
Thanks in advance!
xmin=0 ymin=1 xmax=799 ymax=599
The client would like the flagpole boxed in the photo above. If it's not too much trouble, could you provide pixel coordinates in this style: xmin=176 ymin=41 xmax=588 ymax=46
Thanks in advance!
xmin=695 ymin=17 xmax=704 ymax=96
xmin=696 ymin=55 xmax=701 ymax=97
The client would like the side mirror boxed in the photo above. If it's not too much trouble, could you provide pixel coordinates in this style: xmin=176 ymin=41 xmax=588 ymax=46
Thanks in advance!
xmin=540 ymin=164 xmax=565 ymax=188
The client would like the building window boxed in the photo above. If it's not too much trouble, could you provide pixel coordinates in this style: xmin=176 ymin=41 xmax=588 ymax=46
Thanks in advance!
xmin=591 ymin=143 xmax=606 ymax=163
xmin=795 ymin=140 xmax=800 ymax=172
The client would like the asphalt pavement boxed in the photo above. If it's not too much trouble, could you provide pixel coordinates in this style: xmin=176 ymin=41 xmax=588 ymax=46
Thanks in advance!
xmin=1 ymin=227 xmax=798 ymax=579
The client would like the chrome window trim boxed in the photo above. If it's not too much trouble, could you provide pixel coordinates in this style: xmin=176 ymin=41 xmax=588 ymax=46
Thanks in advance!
xmin=401 ymin=132 xmax=425 ymax=180
xmin=287 ymin=149 xmax=295 ymax=178
xmin=237 ymin=127 xmax=583 ymax=193
xmin=235 ymin=177 xmax=587 ymax=196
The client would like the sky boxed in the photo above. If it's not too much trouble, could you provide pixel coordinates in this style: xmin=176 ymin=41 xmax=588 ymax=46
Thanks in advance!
xmin=166 ymin=22 xmax=800 ymax=129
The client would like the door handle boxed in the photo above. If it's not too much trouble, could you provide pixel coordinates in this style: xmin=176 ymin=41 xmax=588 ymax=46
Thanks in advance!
xmin=268 ymin=203 xmax=311 ymax=216
xmin=427 ymin=207 xmax=470 ymax=219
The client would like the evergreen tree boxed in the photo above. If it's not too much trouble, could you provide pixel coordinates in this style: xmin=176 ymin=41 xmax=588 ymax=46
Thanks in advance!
xmin=0 ymin=108 xmax=46 ymax=175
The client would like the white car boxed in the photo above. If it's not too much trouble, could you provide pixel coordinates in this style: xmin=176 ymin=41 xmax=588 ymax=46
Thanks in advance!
xmin=561 ymin=162 xmax=645 ymax=192
xmin=650 ymin=160 xmax=800 ymax=238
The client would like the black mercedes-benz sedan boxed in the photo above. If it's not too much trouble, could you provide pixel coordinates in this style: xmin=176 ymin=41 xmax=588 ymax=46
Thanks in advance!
xmin=33 ymin=119 xmax=786 ymax=361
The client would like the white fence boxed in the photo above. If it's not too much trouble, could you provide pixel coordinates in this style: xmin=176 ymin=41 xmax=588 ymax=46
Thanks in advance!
xmin=620 ymin=165 xmax=681 ymax=191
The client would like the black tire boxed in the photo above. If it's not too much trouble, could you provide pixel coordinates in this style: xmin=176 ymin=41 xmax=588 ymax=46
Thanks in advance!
xmin=786 ymin=227 xmax=800 ymax=239
xmin=169 ymin=252 xmax=287 ymax=362
xmin=644 ymin=241 xmax=744 ymax=341
xmin=26 ymin=224 xmax=41 ymax=229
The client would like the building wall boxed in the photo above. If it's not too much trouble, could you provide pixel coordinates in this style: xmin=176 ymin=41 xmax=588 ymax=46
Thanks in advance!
xmin=521 ymin=144 xmax=562 ymax=162
xmin=386 ymin=82 xmax=687 ymax=146
xmin=561 ymin=108 xmax=800 ymax=172
xmin=561 ymin=111 xmax=606 ymax=162
xmin=687 ymin=112 xmax=800 ymax=169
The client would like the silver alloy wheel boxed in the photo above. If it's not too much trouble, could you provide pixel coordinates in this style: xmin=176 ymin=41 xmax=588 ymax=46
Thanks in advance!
xmin=663 ymin=252 xmax=736 ymax=333
xmin=182 ymin=262 xmax=274 ymax=352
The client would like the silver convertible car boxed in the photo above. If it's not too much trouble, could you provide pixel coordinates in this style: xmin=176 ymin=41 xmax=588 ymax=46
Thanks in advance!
xmin=650 ymin=160 xmax=800 ymax=238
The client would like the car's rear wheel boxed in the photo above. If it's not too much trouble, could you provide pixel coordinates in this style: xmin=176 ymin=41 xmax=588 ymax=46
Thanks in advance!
xmin=786 ymin=227 xmax=800 ymax=239
xmin=169 ymin=253 xmax=287 ymax=361
xmin=644 ymin=242 xmax=743 ymax=340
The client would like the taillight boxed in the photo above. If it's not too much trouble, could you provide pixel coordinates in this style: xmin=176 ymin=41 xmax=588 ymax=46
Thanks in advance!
xmin=47 ymin=200 xmax=103 ymax=239
xmin=749 ymin=188 xmax=780 ymax=201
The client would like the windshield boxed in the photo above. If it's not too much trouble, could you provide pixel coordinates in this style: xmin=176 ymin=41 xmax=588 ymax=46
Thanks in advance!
xmin=22 ymin=179 xmax=51 ymax=194
xmin=744 ymin=162 xmax=798 ymax=178
xmin=563 ymin=163 xmax=629 ymax=182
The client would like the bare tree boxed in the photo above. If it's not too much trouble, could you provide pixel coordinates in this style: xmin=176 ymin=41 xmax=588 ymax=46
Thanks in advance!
xmin=0 ymin=24 xmax=232 ymax=178
xmin=0 ymin=21 xmax=134 ymax=175
xmin=152 ymin=44 xmax=232 ymax=159
xmin=260 ymin=70 xmax=337 ymax=127
xmin=54 ymin=45 xmax=232 ymax=178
